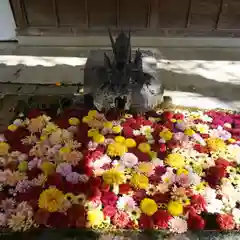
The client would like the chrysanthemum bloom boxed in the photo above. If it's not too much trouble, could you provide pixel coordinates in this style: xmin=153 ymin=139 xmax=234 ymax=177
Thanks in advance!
xmin=138 ymin=143 xmax=151 ymax=153
xmin=107 ymin=142 xmax=127 ymax=157
xmin=56 ymin=162 xmax=72 ymax=177
xmin=0 ymin=142 xmax=10 ymax=156
xmin=87 ymin=209 xmax=104 ymax=227
xmin=40 ymin=162 xmax=56 ymax=176
xmin=167 ymin=200 xmax=183 ymax=216
xmin=153 ymin=210 xmax=172 ymax=229
xmin=102 ymin=168 xmax=125 ymax=185
xmin=131 ymin=173 xmax=149 ymax=190
xmin=169 ymin=217 xmax=188 ymax=233
xmin=120 ymin=152 xmax=138 ymax=168
xmin=217 ymin=214 xmax=235 ymax=230
xmin=136 ymin=162 xmax=154 ymax=176
xmin=160 ymin=128 xmax=173 ymax=141
xmin=140 ymin=198 xmax=158 ymax=216
xmin=28 ymin=116 xmax=46 ymax=133
xmin=206 ymin=137 xmax=226 ymax=152
xmin=117 ymin=196 xmax=136 ymax=211
xmin=65 ymin=150 xmax=83 ymax=166
xmin=165 ymin=153 xmax=185 ymax=169
xmin=38 ymin=187 xmax=65 ymax=212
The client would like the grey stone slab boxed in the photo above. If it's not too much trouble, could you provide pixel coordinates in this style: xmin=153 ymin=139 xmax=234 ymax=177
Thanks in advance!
xmin=0 ymin=84 xmax=21 ymax=95
xmin=17 ymin=85 xmax=37 ymax=94
xmin=35 ymin=85 xmax=78 ymax=95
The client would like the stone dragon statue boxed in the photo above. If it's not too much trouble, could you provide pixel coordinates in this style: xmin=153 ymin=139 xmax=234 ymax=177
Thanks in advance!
xmin=83 ymin=29 xmax=164 ymax=113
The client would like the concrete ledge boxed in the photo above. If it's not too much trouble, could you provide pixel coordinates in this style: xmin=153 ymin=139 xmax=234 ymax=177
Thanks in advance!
xmin=17 ymin=36 xmax=240 ymax=48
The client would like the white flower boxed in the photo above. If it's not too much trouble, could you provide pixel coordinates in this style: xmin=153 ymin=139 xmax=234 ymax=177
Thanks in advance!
xmin=120 ymin=153 xmax=138 ymax=168
xmin=195 ymin=124 xmax=209 ymax=134
xmin=169 ymin=217 xmax=188 ymax=234
xmin=140 ymin=126 xmax=153 ymax=135
xmin=232 ymin=208 xmax=240 ymax=224
xmin=117 ymin=196 xmax=136 ymax=211
xmin=206 ymin=199 xmax=223 ymax=214
xmin=91 ymin=154 xmax=112 ymax=169
xmin=133 ymin=130 xmax=141 ymax=136
xmin=151 ymin=158 xmax=164 ymax=167
xmin=203 ymin=187 xmax=217 ymax=203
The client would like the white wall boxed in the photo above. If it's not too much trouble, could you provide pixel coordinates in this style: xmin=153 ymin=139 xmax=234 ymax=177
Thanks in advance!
xmin=0 ymin=0 xmax=16 ymax=41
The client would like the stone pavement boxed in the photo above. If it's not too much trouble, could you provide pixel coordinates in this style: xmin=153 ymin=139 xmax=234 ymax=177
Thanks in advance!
xmin=0 ymin=44 xmax=240 ymax=112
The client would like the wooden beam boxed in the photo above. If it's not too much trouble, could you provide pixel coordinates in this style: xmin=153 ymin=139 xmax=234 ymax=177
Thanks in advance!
xmin=148 ymin=0 xmax=159 ymax=29
xmin=9 ymin=0 xmax=28 ymax=28
xmin=215 ymin=0 xmax=224 ymax=29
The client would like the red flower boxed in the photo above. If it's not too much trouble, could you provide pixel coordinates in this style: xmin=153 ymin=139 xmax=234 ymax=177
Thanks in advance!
xmin=167 ymin=139 xmax=178 ymax=149
xmin=216 ymin=214 xmax=235 ymax=230
xmin=133 ymin=190 xmax=147 ymax=202
xmin=112 ymin=211 xmax=129 ymax=228
xmin=88 ymin=187 xmax=102 ymax=201
xmin=123 ymin=126 xmax=134 ymax=138
xmin=153 ymin=210 xmax=172 ymax=229
xmin=191 ymin=195 xmax=206 ymax=213
xmin=134 ymin=135 xmax=147 ymax=145
xmin=200 ymin=133 xmax=210 ymax=139
xmin=119 ymin=183 xmax=132 ymax=195
xmin=187 ymin=213 xmax=205 ymax=230
xmin=88 ymin=177 xmax=102 ymax=188
xmin=129 ymin=148 xmax=151 ymax=162
xmin=103 ymin=205 xmax=116 ymax=217
xmin=27 ymin=109 xmax=42 ymax=118
xmin=131 ymin=123 xmax=141 ymax=130
xmin=205 ymin=166 xmax=227 ymax=188
xmin=47 ymin=212 xmax=69 ymax=228
xmin=173 ymin=113 xmax=184 ymax=120
xmin=46 ymin=173 xmax=64 ymax=189
xmin=194 ymin=144 xmax=209 ymax=154
xmin=100 ymin=183 xmax=110 ymax=192
xmin=215 ymin=158 xmax=231 ymax=168
xmin=152 ymin=192 xmax=170 ymax=204
xmin=139 ymin=214 xmax=154 ymax=229
xmin=34 ymin=209 xmax=50 ymax=226
xmin=101 ymin=192 xmax=118 ymax=207
xmin=159 ymin=143 xmax=167 ymax=152
xmin=162 ymin=112 xmax=174 ymax=121
xmin=67 ymin=204 xmax=86 ymax=227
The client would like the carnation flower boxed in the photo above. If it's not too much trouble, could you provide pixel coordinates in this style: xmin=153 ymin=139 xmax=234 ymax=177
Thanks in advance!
xmin=217 ymin=214 xmax=235 ymax=230
xmin=66 ymin=172 xmax=81 ymax=184
xmin=117 ymin=196 xmax=136 ymax=211
xmin=56 ymin=162 xmax=72 ymax=177
xmin=112 ymin=210 xmax=129 ymax=228
xmin=187 ymin=213 xmax=205 ymax=230
xmin=103 ymin=205 xmax=116 ymax=217
xmin=120 ymin=152 xmax=138 ymax=168
xmin=139 ymin=214 xmax=153 ymax=229
xmin=190 ymin=195 xmax=206 ymax=213
xmin=169 ymin=217 xmax=188 ymax=233
xmin=101 ymin=191 xmax=118 ymax=207
xmin=153 ymin=210 xmax=172 ymax=229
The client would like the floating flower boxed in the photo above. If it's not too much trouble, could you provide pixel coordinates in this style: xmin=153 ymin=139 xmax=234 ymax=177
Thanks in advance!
xmin=206 ymin=137 xmax=226 ymax=152
xmin=165 ymin=153 xmax=185 ymax=169
xmin=117 ymin=196 xmax=136 ymax=211
xmin=112 ymin=210 xmax=129 ymax=228
xmin=68 ymin=117 xmax=80 ymax=126
xmin=87 ymin=209 xmax=104 ymax=227
xmin=125 ymin=138 xmax=136 ymax=148
xmin=160 ymin=129 xmax=173 ymax=141
xmin=167 ymin=201 xmax=183 ymax=217
xmin=131 ymin=173 xmax=149 ymax=190
xmin=140 ymin=198 xmax=158 ymax=216
xmin=93 ymin=134 xmax=105 ymax=144
xmin=217 ymin=214 xmax=235 ymax=230
xmin=107 ymin=142 xmax=127 ymax=157
xmin=56 ymin=162 xmax=72 ymax=177
xmin=38 ymin=187 xmax=65 ymax=212
xmin=121 ymin=152 xmax=138 ymax=168
xmin=102 ymin=168 xmax=125 ymax=185
xmin=169 ymin=217 xmax=188 ymax=233
xmin=138 ymin=143 xmax=151 ymax=153
xmin=0 ymin=142 xmax=10 ymax=156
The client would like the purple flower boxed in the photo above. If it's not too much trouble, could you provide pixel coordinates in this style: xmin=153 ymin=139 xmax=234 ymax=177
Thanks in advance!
xmin=15 ymin=180 xmax=31 ymax=193
xmin=56 ymin=163 xmax=72 ymax=177
xmin=66 ymin=172 xmax=80 ymax=184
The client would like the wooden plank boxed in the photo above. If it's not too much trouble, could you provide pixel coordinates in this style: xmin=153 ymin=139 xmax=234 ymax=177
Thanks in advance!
xmin=57 ymin=0 xmax=86 ymax=27
xmin=24 ymin=0 xmax=56 ymax=26
xmin=119 ymin=0 xmax=149 ymax=28
xmin=9 ymin=0 xmax=28 ymax=28
xmin=88 ymin=0 xmax=117 ymax=28
xmin=218 ymin=0 xmax=240 ymax=29
xmin=188 ymin=0 xmax=221 ymax=29
xmin=158 ymin=0 xmax=189 ymax=28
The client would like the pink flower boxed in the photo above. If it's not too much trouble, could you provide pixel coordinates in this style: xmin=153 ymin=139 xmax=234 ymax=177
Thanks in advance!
xmin=169 ymin=217 xmax=188 ymax=234
xmin=117 ymin=196 xmax=136 ymax=210
xmin=190 ymin=195 xmax=206 ymax=213
xmin=88 ymin=141 xmax=98 ymax=151
xmin=112 ymin=211 xmax=129 ymax=228
xmin=121 ymin=153 xmax=138 ymax=168
xmin=56 ymin=163 xmax=72 ymax=177
xmin=66 ymin=172 xmax=80 ymax=184
xmin=15 ymin=180 xmax=31 ymax=193
xmin=101 ymin=192 xmax=118 ymax=207
xmin=103 ymin=205 xmax=116 ymax=217
xmin=217 ymin=214 xmax=235 ymax=230
xmin=0 ymin=213 xmax=7 ymax=226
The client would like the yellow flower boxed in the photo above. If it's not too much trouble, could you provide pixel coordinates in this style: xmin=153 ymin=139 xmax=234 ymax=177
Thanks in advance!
xmin=206 ymin=138 xmax=226 ymax=152
xmin=8 ymin=124 xmax=18 ymax=132
xmin=195 ymin=124 xmax=209 ymax=134
xmin=88 ymin=110 xmax=98 ymax=117
xmin=102 ymin=168 xmax=125 ymax=185
xmin=125 ymin=138 xmax=136 ymax=148
xmin=184 ymin=128 xmax=196 ymax=136
xmin=82 ymin=116 xmax=92 ymax=123
xmin=140 ymin=198 xmax=158 ymax=216
xmin=38 ymin=187 xmax=65 ymax=212
xmin=112 ymin=125 xmax=122 ymax=134
xmin=42 ymin=122 xmax=59 ymax=136
xmin=103 ymin=121 xmax=113 ymax=129
xmin=93 ymin=134 xmax=105 ymax=144
xmin=131 ymin=173 xmax=149 ymax=189
xmin=138 ymin=143 xmax=151 ymax=153
xmin=165 ymin=153 xmax=185 ymax=169
xmin=176 ymin=168 xmax=188 ymax=175
xmin=160 ymin=129 xmax=173 ymax=141
xmin=68 ymin=117 xmax=80 ymax=126
xmin=65 ymin=193 xmax=76 ymax=202
xmin=88 ymin=129 xmax=99 ymax=137
xmin=87 ymin=209 xmax=104 ymax=226
xmin=228 ymin=138 xmax=236 ymax=144
xmin=137 ymin=162 xmax=154 ymax=175
xmin=59 ymin=146 xmax=71 ymax=155
xmin=149 ymin=151 xmax=157 ymax=159
xmin=194 ymin=182 xmax=208 ymax=192
xmin=40 ymin=162 xmax=56 ymax=176
xmin=0 ymin=142 xmax=10 ymax=156
xmin=115 ymin=136 xmax=125 ymax=144
xmin=18 ymin=161 xmax=28 ymax=172
xmin=171 ymin=119 xmax=177 ymax=123
xmin=167 ymin=200 xmax=183 ymax=216
xmin=107 ymin=142 xmax=127 ymax=157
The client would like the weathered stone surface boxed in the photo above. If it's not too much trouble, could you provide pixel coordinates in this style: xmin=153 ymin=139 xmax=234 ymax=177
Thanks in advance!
xmin=17 ymin=85 xmax=37 ymax=94
xmin=35 ymin=85 xmax=78 ymax=95
xmin=0 ymin=84 xmax=22 ymax=95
